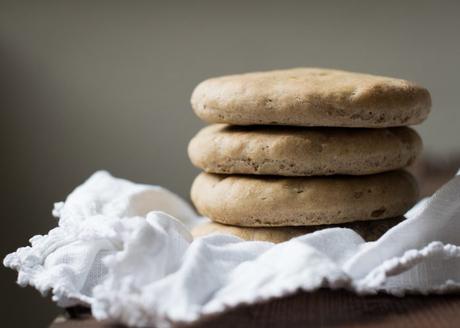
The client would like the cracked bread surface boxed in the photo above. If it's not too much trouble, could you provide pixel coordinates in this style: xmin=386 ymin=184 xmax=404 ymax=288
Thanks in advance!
xmin=191 ymin=171 xmax=418 ymax=227
xmin=188 ymin=124 xmax=422 ymax=176
xmin=191 ymin=68 xmax=431 ymax=127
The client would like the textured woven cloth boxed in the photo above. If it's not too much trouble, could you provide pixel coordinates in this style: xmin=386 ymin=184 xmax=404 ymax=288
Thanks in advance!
xmin=4 ymin=171 xmax=460 ymax=327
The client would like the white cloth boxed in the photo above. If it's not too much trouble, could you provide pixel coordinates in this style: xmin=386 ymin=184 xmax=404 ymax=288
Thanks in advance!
xmin=4 ymin=170 xmax=460 ymax=328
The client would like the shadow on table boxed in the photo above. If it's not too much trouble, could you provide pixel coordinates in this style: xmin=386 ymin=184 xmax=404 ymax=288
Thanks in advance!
xmin=187 ymin=289 xmax=460 ymax=328
xmin=54 ymin=289 xmax=460 ymax=328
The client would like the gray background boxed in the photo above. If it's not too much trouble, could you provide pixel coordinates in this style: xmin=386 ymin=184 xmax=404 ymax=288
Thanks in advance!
xmin=1 ymin=1 xmax=459 ymax=326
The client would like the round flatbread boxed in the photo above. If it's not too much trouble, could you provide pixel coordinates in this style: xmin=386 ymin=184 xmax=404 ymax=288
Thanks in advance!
xmin=192 ymin=217 xmax=404 ymax=243
xmin=188 ymin=124 xmax=422 ymax=176
xmin=191 ymin=68 xmax=431 ymax=127
xmin=191 ymin=171 xmax=418 ymax=226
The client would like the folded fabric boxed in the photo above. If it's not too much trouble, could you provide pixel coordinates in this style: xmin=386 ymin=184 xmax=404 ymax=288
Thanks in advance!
xmin=4 ymin=170 xmax=460 ymax=327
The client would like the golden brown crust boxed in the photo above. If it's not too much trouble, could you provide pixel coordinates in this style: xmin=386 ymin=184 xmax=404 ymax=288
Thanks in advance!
xmin=190 ymin=171 xmax=418 ymax=226
xmin=192 ymin=218 xmax=404 ymax=243
xmin=188 ymin=124 xmax=422 ymax=176
xmin=191 ymin=68 xmax=431 ymax=127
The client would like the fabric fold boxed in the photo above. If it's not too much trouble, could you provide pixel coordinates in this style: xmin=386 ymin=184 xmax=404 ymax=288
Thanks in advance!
xmin=4 ymin=170 xmax=460 ymax=327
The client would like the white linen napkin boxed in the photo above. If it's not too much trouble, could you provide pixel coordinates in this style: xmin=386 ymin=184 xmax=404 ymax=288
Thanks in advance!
xmin=4 ymin=170 xmax=460 ymax=328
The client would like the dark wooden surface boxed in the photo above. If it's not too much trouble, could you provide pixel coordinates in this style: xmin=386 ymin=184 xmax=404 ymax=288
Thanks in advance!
xmin=48 ymin=159 xmax=460 ymax=328
xmin=50 ymin=289 xmax=460 ymax=328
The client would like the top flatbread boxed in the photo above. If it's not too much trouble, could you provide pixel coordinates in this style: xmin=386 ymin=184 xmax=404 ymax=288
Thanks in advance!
xmin=191 ymin=68 xmax=431 ymax=127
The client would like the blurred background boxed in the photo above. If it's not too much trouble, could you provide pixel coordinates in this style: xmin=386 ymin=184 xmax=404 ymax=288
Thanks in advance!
xmin=1 ymin=1 xmax=459 ymax=326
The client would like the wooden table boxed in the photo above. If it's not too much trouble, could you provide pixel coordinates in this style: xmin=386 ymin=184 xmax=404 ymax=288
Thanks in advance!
xmin=50 ymin=289 xmax=460 ymax=327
